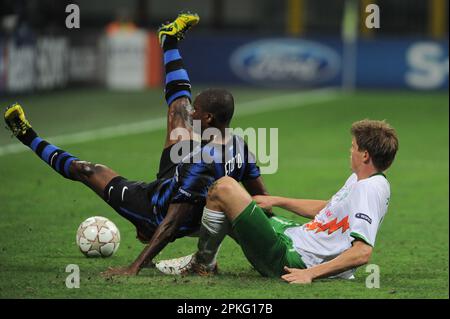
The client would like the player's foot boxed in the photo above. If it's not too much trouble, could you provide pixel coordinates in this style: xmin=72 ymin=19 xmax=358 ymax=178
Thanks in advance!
xmin=158 ymin=12 xmax=200 ymax=45
xmin=155 ymin=253 xmax=218 ymax=276
xmin=4 ymin=103 xmax=32 ymax=137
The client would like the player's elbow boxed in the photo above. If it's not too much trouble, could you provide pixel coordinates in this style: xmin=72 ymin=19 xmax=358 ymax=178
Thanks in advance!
xmin=353 ymin=242 xmax=373 ymax=266
xmin=357 ymin=251 xmax=371 ymax=266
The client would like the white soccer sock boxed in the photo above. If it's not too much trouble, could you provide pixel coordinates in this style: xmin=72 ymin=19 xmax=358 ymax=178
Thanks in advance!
xmin=195 ymin=207 xmax=230 ymax=266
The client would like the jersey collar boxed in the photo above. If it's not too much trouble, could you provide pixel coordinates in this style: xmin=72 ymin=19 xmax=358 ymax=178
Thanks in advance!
xmin=370 ymin=172 xmax=386 ymax=179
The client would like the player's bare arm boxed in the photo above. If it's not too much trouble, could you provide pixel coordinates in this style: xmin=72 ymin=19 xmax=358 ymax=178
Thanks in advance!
xmin=253 ymin=196 xmax=327 ymax=219
xmin=282 ymin=240 xmax=372 ymax=284
xmin=209 ymin=178 xmax=325 ymax=221
xmin=102 ymin=202 xmax=197 ymax=277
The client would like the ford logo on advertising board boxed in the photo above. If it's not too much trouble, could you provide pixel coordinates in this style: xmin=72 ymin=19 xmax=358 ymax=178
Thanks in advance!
xmin=230 ymin=39 xmax=341 ymax=87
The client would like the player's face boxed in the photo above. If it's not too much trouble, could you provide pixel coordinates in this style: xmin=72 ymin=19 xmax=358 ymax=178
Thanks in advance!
xmin=191 ymin=101 xmax=202 ymax=121
xmin=350 ymin=137 xmax=364 ymax=172
xmin=192 ymin=99 xmax=212 ymax=131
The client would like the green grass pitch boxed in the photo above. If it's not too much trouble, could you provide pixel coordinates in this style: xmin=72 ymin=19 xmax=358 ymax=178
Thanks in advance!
xmin=0 ymin=88 xmax=448 ymax=298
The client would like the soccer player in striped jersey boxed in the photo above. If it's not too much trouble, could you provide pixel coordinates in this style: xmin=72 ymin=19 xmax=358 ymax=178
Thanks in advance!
xmin=158 ymin=120 xmax=398 ymax=282
xmin=4 ymin=12 xmax=269 ymax=276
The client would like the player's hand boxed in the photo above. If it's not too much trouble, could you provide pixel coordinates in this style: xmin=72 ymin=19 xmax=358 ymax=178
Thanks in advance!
xmin=253 ymin=195 xmax=274 ymax=211
xmin=101 ymin=266 xmax=139 ymax=277
xmin=281 ymin=267 xmax=313 ymax=284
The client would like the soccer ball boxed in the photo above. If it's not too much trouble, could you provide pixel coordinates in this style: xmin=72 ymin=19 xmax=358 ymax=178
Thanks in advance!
xmin=76 ymin=216 xmax=120 ymax=257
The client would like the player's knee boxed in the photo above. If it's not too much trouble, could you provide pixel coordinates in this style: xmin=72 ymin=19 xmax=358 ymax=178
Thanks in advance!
xmin=72 ymin=161 xmax=94 ymax=177
xmin=74 ymin=161 xmax=107 ymax=178
xmin=209 ymin=176 xmax=238 ymax=201
xmin=93 ymin=163 xmax=109 ymax=172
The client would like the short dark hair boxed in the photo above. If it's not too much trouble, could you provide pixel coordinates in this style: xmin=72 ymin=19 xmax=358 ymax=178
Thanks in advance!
xmin=195 ymin=88 xmax=235 ymax=125
xmin=351 ymin=119 xmax=399 ymax=171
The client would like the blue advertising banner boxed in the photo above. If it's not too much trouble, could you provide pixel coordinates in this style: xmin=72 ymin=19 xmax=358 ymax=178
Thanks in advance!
xmin=356 ymin=39 xmax=448 ymax=90
xmin=179 ymin=36 xmax=342 ymax=87
xmin=1 ymin=34 xmax=447 ymax=94
xmin=180 ymin=35 xmax=448 ymax=90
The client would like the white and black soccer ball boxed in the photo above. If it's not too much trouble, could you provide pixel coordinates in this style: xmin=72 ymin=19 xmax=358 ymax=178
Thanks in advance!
xmin=76 ymin=216 xmax=120 ymax=257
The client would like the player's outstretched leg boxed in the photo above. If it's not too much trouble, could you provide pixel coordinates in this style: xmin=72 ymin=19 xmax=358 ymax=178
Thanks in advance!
xmin=4 ymin=103 xmax=119 ymax=197
xmin=155 ymin=178 xmax=250 ymax=276
xmin=155 ymin=205 xmax=228 ymax=276
xmin=158 ymin=12 xmax=200 ymax=148
xmin=5 ymin=103 xmax=157 ymax=244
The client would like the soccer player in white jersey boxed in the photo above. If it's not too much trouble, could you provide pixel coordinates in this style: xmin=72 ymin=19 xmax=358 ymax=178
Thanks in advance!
xmin=157 ymin=119 xmax=398 ymax=283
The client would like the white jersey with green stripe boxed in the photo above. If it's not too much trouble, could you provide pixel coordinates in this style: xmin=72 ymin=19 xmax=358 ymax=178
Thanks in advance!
xmin=284 ymin=173 xmax=390 ymax=279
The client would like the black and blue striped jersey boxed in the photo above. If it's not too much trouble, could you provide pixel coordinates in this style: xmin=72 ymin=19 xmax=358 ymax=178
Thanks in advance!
xmin=150 ymin=134 xmax=260 ymax=237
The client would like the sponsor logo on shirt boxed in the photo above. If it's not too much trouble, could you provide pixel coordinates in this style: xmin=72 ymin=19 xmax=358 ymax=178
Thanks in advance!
xmin=355 ymin=213 xmax=372 ymax=224
xmin=305 ymin=216 xmax=350 ymax=235
xmin=178 ymin=188 xmax=192 ymax=198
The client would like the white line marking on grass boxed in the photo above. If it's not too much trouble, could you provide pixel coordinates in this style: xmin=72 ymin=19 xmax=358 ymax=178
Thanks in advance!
xmin=0 ymin=88 xmax=340 ymax=157
xmin=236 ymin=87 xmax=340 ymax=117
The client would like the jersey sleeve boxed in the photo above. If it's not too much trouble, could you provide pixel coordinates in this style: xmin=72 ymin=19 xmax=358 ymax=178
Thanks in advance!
xmin=170 ymin=162 xmax=215 ymax=205
xmin=348 ymin=183 xmax=385 ymax=247
xmin=344 ymin=173 xmax=358 ymax=186
xmin=242 ymin=142 xmax=260 ymax=180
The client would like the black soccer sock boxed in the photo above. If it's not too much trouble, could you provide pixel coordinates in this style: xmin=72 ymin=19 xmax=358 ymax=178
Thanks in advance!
xmin=17 ymin=129 xmax=79 ymax=181
xmin=162 ymin=36 xmax=192 ymax=106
